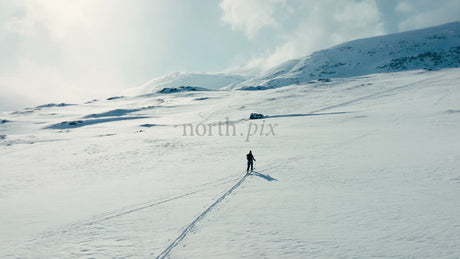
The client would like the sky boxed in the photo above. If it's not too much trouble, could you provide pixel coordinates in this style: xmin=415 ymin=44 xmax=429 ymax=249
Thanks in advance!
xmin=0 ymin=0 xmax=460 ymax=111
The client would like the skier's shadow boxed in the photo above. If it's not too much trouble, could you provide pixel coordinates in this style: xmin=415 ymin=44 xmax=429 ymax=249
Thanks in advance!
xmin=250 ymin=171 xmax=278 ymax=181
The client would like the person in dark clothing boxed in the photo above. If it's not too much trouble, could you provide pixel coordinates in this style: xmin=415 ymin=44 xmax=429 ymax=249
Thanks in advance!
xmin=247 ymin=150 xmax=256 ymax=172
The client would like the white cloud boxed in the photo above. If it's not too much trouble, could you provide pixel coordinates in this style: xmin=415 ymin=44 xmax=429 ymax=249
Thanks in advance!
xmin=0 ymin=0 xmax=153 ymax=107
xmin=0 ymin=76 xmax=37 ymax=111
xmin=4 ymin=0 xmax=90 ymax=39
xmin=395 ymin=2 xmax=414 ymax=14
xmin=397 ymin=0 xmax=460 ymax=31
xmin=220 ymin=0 xmax=286 ymax=39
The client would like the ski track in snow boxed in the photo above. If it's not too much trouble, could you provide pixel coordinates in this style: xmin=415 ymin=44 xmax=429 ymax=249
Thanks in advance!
xmin=2 ymin=175 xmax=240 ymax=254
xmin=158 ymin=158 xmax=294 ymax=258
xmin=83 ymin=176 xmax=240 ymax=226
xmin=156 ymin=172 xmax=250 ymax=259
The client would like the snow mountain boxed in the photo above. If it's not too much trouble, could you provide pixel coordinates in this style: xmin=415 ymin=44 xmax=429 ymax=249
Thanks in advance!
xmin=131 ymin=22 xmax=460 ymax=95
xmin=234 ymin=22 xmax=460 ymax=90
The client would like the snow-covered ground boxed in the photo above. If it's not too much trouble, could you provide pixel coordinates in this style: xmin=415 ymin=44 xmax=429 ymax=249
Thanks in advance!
xmin=1 ymin=67 xmax=460 ymax=258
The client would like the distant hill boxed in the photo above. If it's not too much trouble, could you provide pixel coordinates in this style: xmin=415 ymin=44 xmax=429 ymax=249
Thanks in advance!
xmin=233 ymin=22 xmax=460 ymax=89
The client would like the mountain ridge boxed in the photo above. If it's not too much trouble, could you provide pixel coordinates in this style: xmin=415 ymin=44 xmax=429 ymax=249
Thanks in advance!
xmin=135 ymin=22 xmax=460 ymax=94
xmin=235 ymin=21 xmax=460 ymax=90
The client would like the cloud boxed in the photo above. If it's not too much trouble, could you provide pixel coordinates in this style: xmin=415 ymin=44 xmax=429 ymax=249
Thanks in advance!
xmin=1 ymin=0 xmax=124 ymax=104
xmin=396 ymin=0 xmax=460 ymax=31
xmin=0 ymin=76 xmax=37 ymax=111
xmin=0 ymin=0 xmax=155 ymax=107
xmin=227 ymin=0 xmax=384 ymax=71
xmin=395 ymin=2 xmax=414 ymax=14
xmin=220 ymin=0 xmax=287 ymax=39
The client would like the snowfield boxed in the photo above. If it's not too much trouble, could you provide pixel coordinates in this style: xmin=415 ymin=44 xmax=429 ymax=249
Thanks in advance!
xmin=1 ymin=67 xmax=460 ymax=258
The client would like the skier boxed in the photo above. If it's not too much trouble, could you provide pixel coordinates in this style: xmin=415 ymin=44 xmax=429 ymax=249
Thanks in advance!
xmin=246 ymin=150 xmax=256 ymax=172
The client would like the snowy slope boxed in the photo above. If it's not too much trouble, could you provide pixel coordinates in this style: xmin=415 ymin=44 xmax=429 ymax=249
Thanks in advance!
xmin=2 ymin=22 xmax=460 ymax=258
xmin=1 ymin=67 xmax=460 ymax=258
xmin=235 ymin=22 xmax=460 ymax=90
